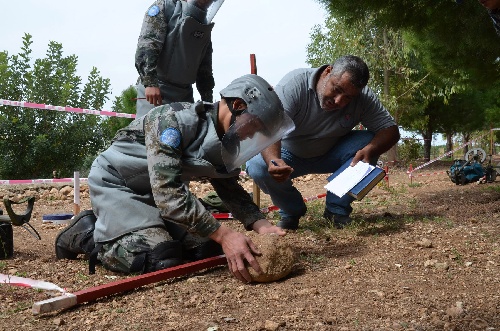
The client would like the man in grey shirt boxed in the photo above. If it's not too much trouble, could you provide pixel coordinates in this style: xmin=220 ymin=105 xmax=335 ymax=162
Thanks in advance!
xmin=246 ymin=55 xmax=400 ymax=230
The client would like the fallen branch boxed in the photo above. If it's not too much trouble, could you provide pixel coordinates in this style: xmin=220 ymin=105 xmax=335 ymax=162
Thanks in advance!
xmin=32 ymin=255 xmax=227 ymax=315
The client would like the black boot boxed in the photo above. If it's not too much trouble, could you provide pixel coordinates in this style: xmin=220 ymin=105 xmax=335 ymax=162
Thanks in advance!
xmin=143 ymin=240 xmax=184 ymax=273
xmin=185 ymin=239 xmax=224 ymax=261
xmin=55 ymin=210 xmax=97 ymax=260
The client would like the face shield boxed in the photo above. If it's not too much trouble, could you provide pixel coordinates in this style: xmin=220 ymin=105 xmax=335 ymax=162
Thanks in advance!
xmin=219 ymin=74 xmax=295 ymax=172
xmin=221 ymin=111 xmax=294 ymax=172
xmin=187 ymin=0 xmax=224 ymax=23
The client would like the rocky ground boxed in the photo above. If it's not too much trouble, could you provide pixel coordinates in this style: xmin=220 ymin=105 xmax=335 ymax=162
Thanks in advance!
xmin=0 ymin=160 xmax=499 ymax=331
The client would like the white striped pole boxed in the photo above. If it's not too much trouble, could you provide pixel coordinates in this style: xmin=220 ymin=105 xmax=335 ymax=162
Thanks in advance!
xmin=74 ymin=172 xmax=81 ymax=216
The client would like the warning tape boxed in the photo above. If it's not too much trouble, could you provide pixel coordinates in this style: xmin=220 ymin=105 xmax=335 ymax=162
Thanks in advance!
xmin=0 ymin=99 xmax=136 ymax=119
xmin=407 ymin=131 xmax=490 ymax=176
xmin=0 ymin=173 xmax=248 ymax=186
xmin=0 ymin=273 xmax=66 ymax=293
xmin=408 ymin=141 xmax=471 ymax=174
xmin=0 ymin=178 xmax=88 ymax=185
xmin=410 ymin=171 xmax=447 ymax=177
xmin=212 ymin=193 xmax=326 ymax=219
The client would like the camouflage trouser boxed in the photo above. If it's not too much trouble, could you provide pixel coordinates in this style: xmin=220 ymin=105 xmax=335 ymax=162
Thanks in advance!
xmin=98 ymin=226 xmax=210 ymax=274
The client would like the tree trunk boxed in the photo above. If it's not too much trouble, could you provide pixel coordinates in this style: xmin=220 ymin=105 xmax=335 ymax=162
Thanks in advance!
xmin=422 ymin=131 xmax=432 ymax=161
xmin=445 ymin=134 xmax=453 ymax=152
xmin=462 ymin=133 xmax=471 ymax=156
xmin=422 ymin=117 xmax=434 ymax=162
xmin=446 ymin=132 xmax=453 ymax=159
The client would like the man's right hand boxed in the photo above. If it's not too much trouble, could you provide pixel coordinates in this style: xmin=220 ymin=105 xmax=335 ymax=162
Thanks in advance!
xmin=268 ymin=158 xmax=293 ymax=183
xmin=145 ymin=86 xmax=162 ymax=106
xmin=209 ymin=225 xmax=262 ymax=283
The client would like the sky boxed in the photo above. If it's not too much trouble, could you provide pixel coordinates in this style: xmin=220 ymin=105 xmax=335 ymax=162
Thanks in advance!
xmin=0 ymin=0 xmax=326 ymax=109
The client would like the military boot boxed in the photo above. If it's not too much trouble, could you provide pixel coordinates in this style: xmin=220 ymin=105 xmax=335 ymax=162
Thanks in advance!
xmin=55 ymin=210 xmax=97 ymax=260
xmin=185 ymin=239 xmax=224 ymax=261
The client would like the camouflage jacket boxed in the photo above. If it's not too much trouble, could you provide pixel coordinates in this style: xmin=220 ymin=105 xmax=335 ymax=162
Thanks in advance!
xmin=112 ymin=101 xmax=265 ymax=237
xmin=135 ymin=0 xmax=215 ymax=101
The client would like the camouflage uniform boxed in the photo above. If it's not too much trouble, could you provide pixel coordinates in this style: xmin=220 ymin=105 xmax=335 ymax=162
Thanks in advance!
xmin=135 ymin=0 xmax=215 ymax=117
xmin=88 ymin=101 xmax=264 ymax=273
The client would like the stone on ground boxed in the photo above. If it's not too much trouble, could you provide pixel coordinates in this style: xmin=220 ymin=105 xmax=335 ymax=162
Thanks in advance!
xmin=246 ymin=233 xmax=296 ymax=283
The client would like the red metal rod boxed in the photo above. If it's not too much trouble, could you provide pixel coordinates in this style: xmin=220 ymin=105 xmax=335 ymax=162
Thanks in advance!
xmin=33 ymin=255 xmax=227 ymax=314
xmin=75 ymin=255 xmax=227 ymax=303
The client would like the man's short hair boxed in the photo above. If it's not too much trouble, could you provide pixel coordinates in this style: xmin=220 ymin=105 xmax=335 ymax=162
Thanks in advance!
xmin=331 ymin=55 xmax=370 ymax=89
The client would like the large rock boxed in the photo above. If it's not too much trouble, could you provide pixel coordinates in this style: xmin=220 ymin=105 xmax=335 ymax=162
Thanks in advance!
xmin=246 ymin=233 xmax=296 ymax=283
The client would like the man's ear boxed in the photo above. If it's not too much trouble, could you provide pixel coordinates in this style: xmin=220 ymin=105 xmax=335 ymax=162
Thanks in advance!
xmin=323 ymin=65 xmax=333 ymax=77
xmin=232 ymin=98 xmax=247 ymax=111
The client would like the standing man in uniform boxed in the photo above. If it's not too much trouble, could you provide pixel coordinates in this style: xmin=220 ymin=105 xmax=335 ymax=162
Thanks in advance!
xmin=55 ymin=74 xmax=295 ymax=283
xmin=246 ymin=55 xmax=400 ymax=230
xmin=135 ymin=0 xmax=223 ymax=117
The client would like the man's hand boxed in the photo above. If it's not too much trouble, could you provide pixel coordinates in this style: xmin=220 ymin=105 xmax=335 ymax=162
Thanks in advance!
xmin=145 ymin=86 xmax=162 ymax=106
xmin=268 ymin=159 xmax=293 ymax=183
xmin=351 ymin=126 xmax=400 ymax=166
xmin=209 ymin=225 xmax=262 ymax=283
xmin=252 ymin=219 xmax=287 ymax=236
xmin=351 ymin=147 xmax=375 ymax=166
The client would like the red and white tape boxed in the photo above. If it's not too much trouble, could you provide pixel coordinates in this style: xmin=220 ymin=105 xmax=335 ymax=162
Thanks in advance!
xmin=0 ymin=99 xmax=136 ymax=119
xmin=0 ymin=178 xmax=88 ymax=185
xmin=407 ymin=131 xmax=490 ymax=177
xmin=0 ymin=175 xmax=251 ymax=186
xmin=0 ymin=273 xmax=66 ymax=293
xmin=410 ymin=171 xmax=447 ymax=177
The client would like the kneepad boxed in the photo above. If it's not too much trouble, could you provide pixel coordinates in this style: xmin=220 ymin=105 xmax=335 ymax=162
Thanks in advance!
xmin=137 ymin=240 xmax=183 ymax=273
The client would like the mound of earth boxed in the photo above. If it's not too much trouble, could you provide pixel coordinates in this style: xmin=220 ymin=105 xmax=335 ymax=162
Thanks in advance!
xmin=245 ymin=233 xmax=296 ymax=283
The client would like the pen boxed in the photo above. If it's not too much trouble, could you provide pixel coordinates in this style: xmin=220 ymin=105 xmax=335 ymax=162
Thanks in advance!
xmin=271 ymin=160 xmax=278 ymax=166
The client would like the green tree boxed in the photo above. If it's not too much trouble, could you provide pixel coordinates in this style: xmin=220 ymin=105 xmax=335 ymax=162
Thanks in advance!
xmin=316 ymin=0 xmax=500 ymax=84
xmin=306 ymin=8 xmax=497 ymax=161
xmin=440 ymin=88 xmax=489 ymax=153
xmin=0 ymin=33 xmax=111 ymax=179
xmin=483 ymin=78 xmax=500 ymax=145
xmin=398 ymin=136 xmax=423 ymax=166
xmin=101 ymin=85 xmax=137 ymax=141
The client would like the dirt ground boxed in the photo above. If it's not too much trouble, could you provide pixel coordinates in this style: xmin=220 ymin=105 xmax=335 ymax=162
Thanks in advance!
xmin=0 ymin=160 xmax=499 ymax=331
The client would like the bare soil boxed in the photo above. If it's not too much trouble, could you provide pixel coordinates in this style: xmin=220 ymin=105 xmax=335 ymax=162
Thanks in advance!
xmin=0 ymin=160 xmax=499 ymax=331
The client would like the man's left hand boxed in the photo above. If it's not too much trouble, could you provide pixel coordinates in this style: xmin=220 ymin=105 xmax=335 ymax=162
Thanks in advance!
xmin=351 ymin=148 xmax=374 ymax=166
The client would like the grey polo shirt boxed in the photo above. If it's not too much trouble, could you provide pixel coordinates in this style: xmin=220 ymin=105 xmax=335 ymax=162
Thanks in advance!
xmin=274 ymin=65 xmax=397 ymax=158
